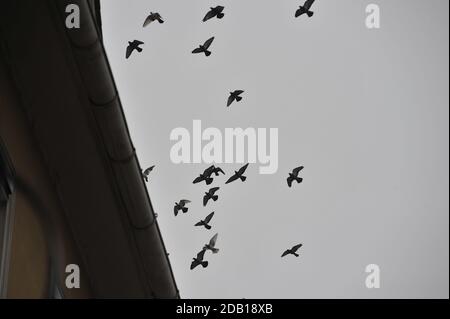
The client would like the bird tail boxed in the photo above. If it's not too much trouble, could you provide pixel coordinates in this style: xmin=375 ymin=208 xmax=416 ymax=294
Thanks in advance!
xmin=206 ymin=177 xmax=213 ymax=185
xmin=204 ymin=50 xmax=211 ymax=57
xmin=295 ymin=177 xmax=303 ymax=184
xmin=239 ymin=176 xmax=247 ymax=182
xmin=205 ymin=224 xmax=212 ymax=230
xmin=293 ymin=252 xmax=299 ymax=257
xmin=211 ymin=247 xmax=219 ymax=254
xmin=307 ymin=11 xmax=314 ymax=17
xmin=201 ymin=261 xmax=209 ymax=268
xmin=182 ymin=207 xmax=188 ymax=213
xmin=136 ymin=47 xmax=143 ymax=52
xmin=236 ymin=96 xmax=242 ymax=102
xmin=217 ymin=13 xmax=225 ymax=19
xmin=157 ymin=18 xmax=164 ymax=23
xmin=212 ymin=195 xmax=218 ymax=201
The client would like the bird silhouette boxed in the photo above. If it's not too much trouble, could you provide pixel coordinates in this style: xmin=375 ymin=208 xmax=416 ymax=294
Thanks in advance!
xmin=192 ymin=37 xmax=215 ymax=57
xmin=281 ymin=244 xmax=303 ymax=257
xmin=287 ymin=166 xmax=304 ymax=187
xmin=225 ymin=163 xmax=249 ymax=184
xmin=203 ymin=233 xmax=219 ymax=254
xmin=203 ymin=187 xmax=220 ymax=206
xmin=126 ymin=40 xmax=144 ymax=59
xmin=190 ymin=249 xmax=209 ymax=270
xmin=195 ymin=212 xmax=215 ymax=230
xmin=143 ymin=12 xmax=164 ymax=26
xmin=203 ymin=6 xmax=225 ymax=22
xmin=142 ymin=165 xmax=155 ymax=183
xmin=295 ymin=0 xmax=315 ymax=18
xmin=227 ymin=90 xmax=244 ymax=107
xmin=174 ymin=199 xmax=191 ymax=216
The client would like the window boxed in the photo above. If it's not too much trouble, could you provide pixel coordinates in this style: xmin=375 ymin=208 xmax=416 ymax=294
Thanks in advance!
xmin=0 ymin=142 xmax=14 ymax=298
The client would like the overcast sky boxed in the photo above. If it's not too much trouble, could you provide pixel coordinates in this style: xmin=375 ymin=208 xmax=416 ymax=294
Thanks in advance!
xmin=100 ymin=0 xmax=449 ymax=298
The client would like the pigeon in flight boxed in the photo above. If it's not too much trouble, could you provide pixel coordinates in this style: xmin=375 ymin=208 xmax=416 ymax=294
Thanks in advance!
xmin=195 ymin=212 xmax=215 ymax=230
xmin=281 ymin=244 xmax=303 ymax=257
xmin=174 ymin=199 xmax=191 ymax=216
xmin=203 ymin=187 xmax=220 ymax=206
xmin=203 ymin=233 xmax=219 ymax=254
xmin=142 ymin=165 xmax=155 ymax=182
xmin=190 ymin=249 xmax=209 ymax=270
xmin=203 ymin=6 xmax=225 ymax=22
xmin=143 ymin=12 xmax=164 ymax=26
xmin=192 ymin=37 xmax=215 ymax=57
xmin=126 ymin=40 xmax=144 ymax=59
xmin=193 ymin=172 xmax=214 ymax=185
xmin=287 ymin=166 xmax=304 ymax=187
xmin=227 ymin=90 xmax=245 ymax=107
xmin=225 ymin=163 xmax=249 ymax=184
xmin=295 ymin=0 xmax=315 ymax=18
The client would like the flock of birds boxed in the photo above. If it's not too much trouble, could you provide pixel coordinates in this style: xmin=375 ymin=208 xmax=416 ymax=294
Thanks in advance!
xmin=134 ymin=1 xmax=318 ymax=270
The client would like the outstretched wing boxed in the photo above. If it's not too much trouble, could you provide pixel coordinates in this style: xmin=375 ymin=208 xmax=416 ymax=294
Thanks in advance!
xmin=204 ymin=212 xmax=214 ymax=223
xmin=143 ymin=15 xmax=154 ymax=27
xmin=291 ymin=244 xmax=303 ymax=252
xmin=193 ymin=175 xmax=204 ymax=184
xmin=192 ymin=47 xmax=203 ymax=54
xmin=216 ymin=6 xmax=225 ymax=13
xmin=204 ymin=165 xmax=215 ymax=176
xmin=215 ymin=167 xmax=225 ymax=175
xmin=126 ymin=45 xmax=134 ymax=59
xmin=143 ymin=165 xmax=155 ymax=175
xmin=225 ymin=174 xmax=239 ymax=184
xmin=203 ymin=195 xmax=209 ymax=207
xmin=304 ymin=0 xmax=315 ymax=10
xmin=134 ymin=40 xmax=144 ymax=45
xmin=210 ymin=187 xmax=220 ymax=194
xmin=203 ymin=9 xmax=216 ymax=22
xmin=227 ymin=94 xmax=235 ymax=107
xmin=203 ymin=37 xmax=215 ymax=49
xmin=194 ymin=221 xmax=203 ymax=227
xmin=281 ymin=250 xmax=291 ymax=257
xmin=174 ymin=206 xmax=179 ymax=216
xmin=292 ymin=166 xmax=304 ymax=175
xmin=197 ymin=249 xmax=206 ymax=260
xmin=209 ymin=233 xmax=218 ymax=247
xmin=190 ymin=259 xmax=199 ymax=270
xmin=238 ymin=163 xmax=249 ymax=175
xmin=235 ymin=90 xmax=244 ymax=95
xmin=180 ymin=199 xmax=191 ymax=205
xmin=287 ymin=177 xmax=293 ymax=187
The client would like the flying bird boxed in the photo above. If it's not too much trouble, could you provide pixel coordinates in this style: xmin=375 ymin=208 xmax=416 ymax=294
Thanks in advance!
xmin=203 ymin=187 xmax=220 ymax=207
xmin=203 ymin=233 xmax=219 ymax=254
xmin=143 ymin=12 xmax=164 ymax=26
xmin=227 ymin=90 xmax=245 ymax=107
xmin=174 ymin=199 xmax=191 ymax=216
xmin=225 ymin=163 xmax=249 ymax=184
xmin=295 ymin=0 xmax=315 ymax=18
xmin=192 ymin=37 xmax=215 ymax=57
xmin=287 ymin=166 xmax=304 ymax=187
xmin=203 ymin=6 xmax=225 ymax=22
xmin=195 ymin=212 xmax=215 ymax=230
xmin=142 ymin=165 xmax=155 ymax=182
xmin=281 ymin=244 xmax=303 ymax=257
xmin=126 ymin=40 xmax=144 ymax=59
xmin=190 ymin=249 xmax=208 ymax=270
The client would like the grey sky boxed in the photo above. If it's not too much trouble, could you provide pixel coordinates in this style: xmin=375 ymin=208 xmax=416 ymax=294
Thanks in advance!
xmin=100 ymin=0 xmax=449 ymax=298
